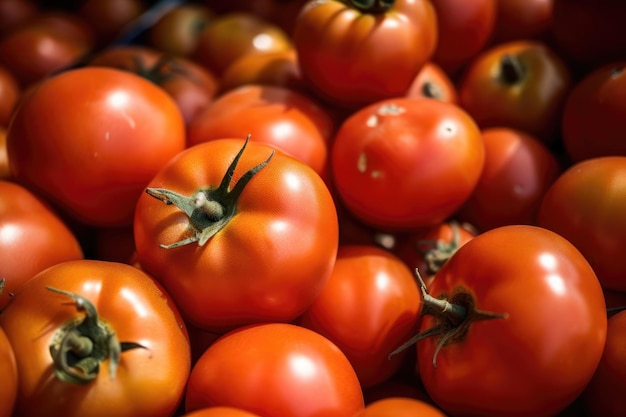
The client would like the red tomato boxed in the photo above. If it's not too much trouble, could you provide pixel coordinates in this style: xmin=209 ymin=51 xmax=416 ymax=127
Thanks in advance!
xmin=331 ymin=97 xmax=484 ymax=230
xmin=0 ymin=65 xmax=19 ymax=127
xmin=187 ymin=84 xmax=334 ymax=178
xmin=561 ymin=62 xmax=626 ymax=163
xmin=0 ymin=326 xmax=17 ymax=417
xmin=185 ymin=323 xmax=364 ymax=417
xmin=7 ymin=66 xmax=186 ymax=227
xmin=133 ymin=138 xmax=338 ymax=332
xmin=78 ymin=0 xmax=146 ymax=46
xmin=0 ymin=0 xmax=39 ymax=37
xmin=537 ymin=156 xmax=626 ymax=292
xmin=293 ymin=0 xmax=437 ymax=109
xmin=354 ymin=397 xmax=447 ymax=417
xmin=492 ymin=0 xmax=554 ymax=42
xmin=458 ymin=40 xmax=571 ymax=143
xmin=405 ymin=62 xmax=458 ymax=103
xmin=0 ymin=180 xmax=83 ymax=310
xmin=455 ymin=127 xmax=562 ymax=231
xmin=299 ymin=244 xmax=422 ymax=388
xmin=0 ymin=259 xmax=191 ymax=417
xmin=415 ymin=225 xmax=607 ymax=417
xmin=584 ymin=309 xmax=626 ymax=416
xmin=180 ymin=407 xmax=263 ymax=417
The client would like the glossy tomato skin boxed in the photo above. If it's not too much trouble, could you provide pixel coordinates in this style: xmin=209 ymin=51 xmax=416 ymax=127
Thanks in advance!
xmin=537 ymin=157 xmax=626 ymax=292
xmin=354 ymin=397 xmax=447 ymax=417
xmin=0 ymin=259 xmax=191 ymax=417
xmin=299 ymin=244 xmax=422 ymax=388
xmin=7 ymin=66 xmax=186 ymax=227
xmin=185 ymin=323 xmax=364 ymax=417
xmin=331 ymin=97 xmax=484 ymax=230
xmin=0 ymin=326 xmax=17 ymax=417
xmin=0 ymin=180 xmax=83 ymax=310
xmin=134 ymin=139 xmax=338 ymax=333
xmin=418 ymin=225 xmax=607 ymax=417
xmin=405 ymin=62 xmax=458 ymax=103
xmin=293 ymin=0 xmax=437 ymax=109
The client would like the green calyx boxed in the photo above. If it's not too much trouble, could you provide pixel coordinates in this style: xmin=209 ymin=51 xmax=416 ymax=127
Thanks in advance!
xmin=349 ymin=0 xmax=395 ymax=13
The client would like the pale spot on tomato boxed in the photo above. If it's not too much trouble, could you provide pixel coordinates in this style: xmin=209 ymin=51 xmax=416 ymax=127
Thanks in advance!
xmin=252 ymin=33 xmax=273 ymax=51
xmin=371 ymin=170 xmax=383 ymax=178
xmin=366 ymin=115 xmax=378 ymax=127
xmin=357 ymin=152 xmax=367 ymax=172
xmin=377 ymin=103 xmax=406 ymax=116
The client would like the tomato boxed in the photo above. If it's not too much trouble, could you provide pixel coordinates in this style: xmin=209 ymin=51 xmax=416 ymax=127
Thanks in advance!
xmin=0 ymin=126 xmax=8 ymax=179
xmin=458 ymin=40 xmax=571 ymax=143
xmin=192 ymin=12 xmax=292 ymax=76
xmin=187 ymin=84 xmax=334 ymax=178
xmin=414 ymin=225 xmax=606 ymax=417
xmin=299 ymin=244 xmax=422 ymax=388
xmin=583 ymin=309 xmax=626 ymax=416
xmin=354 ymin=397 xmax=447 ymax=417
xmin=180 ymin=407 xmax=263 ymax=417
xmin=88 ymin=45 xmax=219 ymax=126
xmin=185 ymin=322 xmax=364 ymax=417
xmin=0 ymin=326 xmax=17 ymax=417
xmin=0 ymin=0 xmax=39 ymax=37
xmin=561 ymin=62 xmax=626 ymax=163
xmin=537 ymin=156 xmax=626 ymax=292
xmin=0 ymin=259 xmax=191 ymax=417
xmin=7 ymin=66 xmax=186 ymax=227
xmin=492 ymin=0 xmax=554 ymax=42
xmin=430 ymin=0 xmax=497 ymax=74
xmin=293 ymin=0 xmax=437 ymax=109
xmin=133 ymin=138 xmax=338 ymax=332
xmin=0 ymin=65 xmax=19 ymax=126
xmin=0 ymin=180 xmax=83 ymax=310
xmin=331 ymin=97 xmax=484 ymax=230
xmin=455 ymin=127 xmax=562 ymax=231
xmin=405 ymin=62 xmax=458 ymax=103
xmin=362 ymin=380 xmax=432 ymax=405
xmin=78 ymin=0 xmax=146 ymax=46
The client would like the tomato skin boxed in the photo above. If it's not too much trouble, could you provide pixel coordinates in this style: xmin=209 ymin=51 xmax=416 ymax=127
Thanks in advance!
xmin=0 ymin=326 xmax=17 ymax=417
xmin=0 ymin=65 xmax=19 ymax=127
xmin=0 ymin=259 xmax=191 ymax=417
xmin=561 ymin=62 xmax=626 ymax=163
xmin=354 ymin=397 xmax=447 ymax=417
xmin=0 ymin=180 xmax=83 ymax=310
xmin=331 ymin=97 xmax=484 ymax=230
xmin=299 ymin=244 xmax=422 ymax=388
xmin=492 ymin=0 xmax=554 ymax=42
xmin=417 ymin=225 xmax=607 ymax=417
xmin=180 ymin=407 xmax=263 ymax=417
xmin=133 ymin=139 xmax=338 ymax=332
xmin=293 ymin=0 xmax=437 ymax=109
xmin=405 ymin=62 xmax=458 ymax=104
xmin=185 ymin=323 xmax=364 ymax=417
xmin=7 ymin=66 xmax=186 ymax=227
xmin=537 ymin=156 xmax=626 ymax=292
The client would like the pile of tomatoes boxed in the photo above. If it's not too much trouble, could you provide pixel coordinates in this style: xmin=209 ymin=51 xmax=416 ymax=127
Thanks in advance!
xmin=1 ymin=0 xmax=626 ymax=416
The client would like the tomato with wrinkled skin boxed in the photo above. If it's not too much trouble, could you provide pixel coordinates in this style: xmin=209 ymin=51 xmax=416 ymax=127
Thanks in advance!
xmin=354 ymin=397 xmax=448 ymax=417
xmin=331 ymin=97 xmax=484 ymax=230
xmin=293 ymin=0 xmax=438 ymax=109
xmin=455 ymin=127 xmax=562 ymax=231
xmin=299 ymin=244 xmax=422 ymax=388
xmin=405 ymin=62 xmax=458 ymax=103
xmin=561 ymin=62 xmax=626 ymax=163
xmin=0 ymin=180 xmax=83 ymax=310
xmin=185 ymin=323 xmax=364 ymax=417
xmin=7 ymin=66 xmax=186 ymax=227
xmin=537 ymin=156 xmax=626 ymax=292
xmin=0 ymin=259 xmax=191 ymax=417
xmin=0 ymin=326 xmax=17 ymax=417
xmin=416 ymin=225 xmax=607 ymax=417
xmin=458 ymin=40 xmax=571 ymax=143
xmin=134 ymin=138 xmax=338 ymax=332
xmin=180 ymin=407 xmax=263 ymax=417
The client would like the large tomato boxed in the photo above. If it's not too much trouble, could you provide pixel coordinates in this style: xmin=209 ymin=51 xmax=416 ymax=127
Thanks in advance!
xmin=298 ymin=244 xmax=422 ymax=388
xmin=331 ymin=97 xmax=484 ymax=230
xmin=537 ymin=156 xmax=626 ymax=292
xmin=414 ymin=225 xmax=607 ymax=417
xmin=293 ymin=0 xmax=437 ymax=109
xmin=354 ymin=397 xmax=447 ymax=417
xmin=133 ymin=137 xmax=338 ymax=332
xmin=180 ymin=407 xmax=262 ymax=417
xmin=7 ymin=66 xmax=186 ymax=227
xmin=185 ymin=322 xmax=364 ymax=417
xmin=0 ymin=259 xmax=191 ymax=417
xmin=0 ymin=180 xmax=83 ymax=310
xmin=0 ymin=326 xmax=17 ymax=417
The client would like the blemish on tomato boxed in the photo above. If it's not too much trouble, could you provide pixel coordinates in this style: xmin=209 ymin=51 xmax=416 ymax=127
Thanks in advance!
xmin=377 ymin=103 xmax=406 ymax=116
xmin=357 ymin=152 xmax=367 ymax=172
xmin=366 ymin=115 xmax=378 ymax=127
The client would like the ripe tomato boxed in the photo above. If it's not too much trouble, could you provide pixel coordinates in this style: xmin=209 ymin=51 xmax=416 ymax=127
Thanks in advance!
xmin=331 ymin=97 xmax=484 ymax=230
xmin=187 ymin=84 xmax=334 ymax=179
xmin=180 ymin=407 xmax=262 ymax=417
xmin=0 ymin=180 xmax=83 ymax=310
xmin=405 ymin=62 xmax=458 ymax=103
xmin=583 ymin=309 xmax=626 ymax=416
xmin=492 ymin=0 xmax=554 ymax=42
xmin=185 ymin=322 xmax=364 ymax=417
xmin=0 ymin=126 xmax=9 ymax=179
xmin=415 ymin=225 xmax=607 ymax=417
xmin=561 ymin=62 xmax=626 ymax=163
xmin=299 ymin=244 xmax=422 ymax=388
xmin=293 ymin=0 xmax=437 ymax=109
xmin=77 ymin=0 xmax=146 ymax=46
xmin=537 ymin=156 xmax=626 ymax=292
xmin=0 ymin=65 xmax=19 ymax=127
xmin=455 ymin=126 xmax=562 ymax=231
xmin=458 ymin=40 xmax=571 ymax=143
xmin=7 ymin=66 xmax=186 ymax=227
xmin=0 ymin=259 xmax=191 ymax=417
xmin=134 ymin=138 xmax=338 ymax=332
xmin=354 ymin=397 xmax=447 ymax=417
xmin=0 ymin=0 xmax=39 ymax=37
xmin=0 ymin=326 xmax=17 ymax=417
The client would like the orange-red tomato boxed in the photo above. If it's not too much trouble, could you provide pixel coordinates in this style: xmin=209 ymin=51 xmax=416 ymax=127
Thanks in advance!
xmin=354 ymin=397 xmax=448 ymax=417
xmin=405 ymin=62 xmax=458 ymax=103
xmin=0 ymin=259 xmax=191 ymax=417
xmin=0 ymin=180 xmax=83 ymax=310
xmin=0 ymin=326 xmax=17 ymax=417
xmin=0 ymin=126 xmax=9 ymax=179
xmin=180 ymin=407 xmax=263 ymax=417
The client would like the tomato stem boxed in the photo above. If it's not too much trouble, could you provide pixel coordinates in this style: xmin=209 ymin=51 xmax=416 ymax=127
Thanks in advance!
xmin=349 ymin=0 xmax=395 ymax=13
xmin=421 ymin=81 xmax=444 ymax=101
xmin=416 ymin=221 xmax=462 ymax=276
xmin=500 ymin=54 xmax=526 ymax=85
